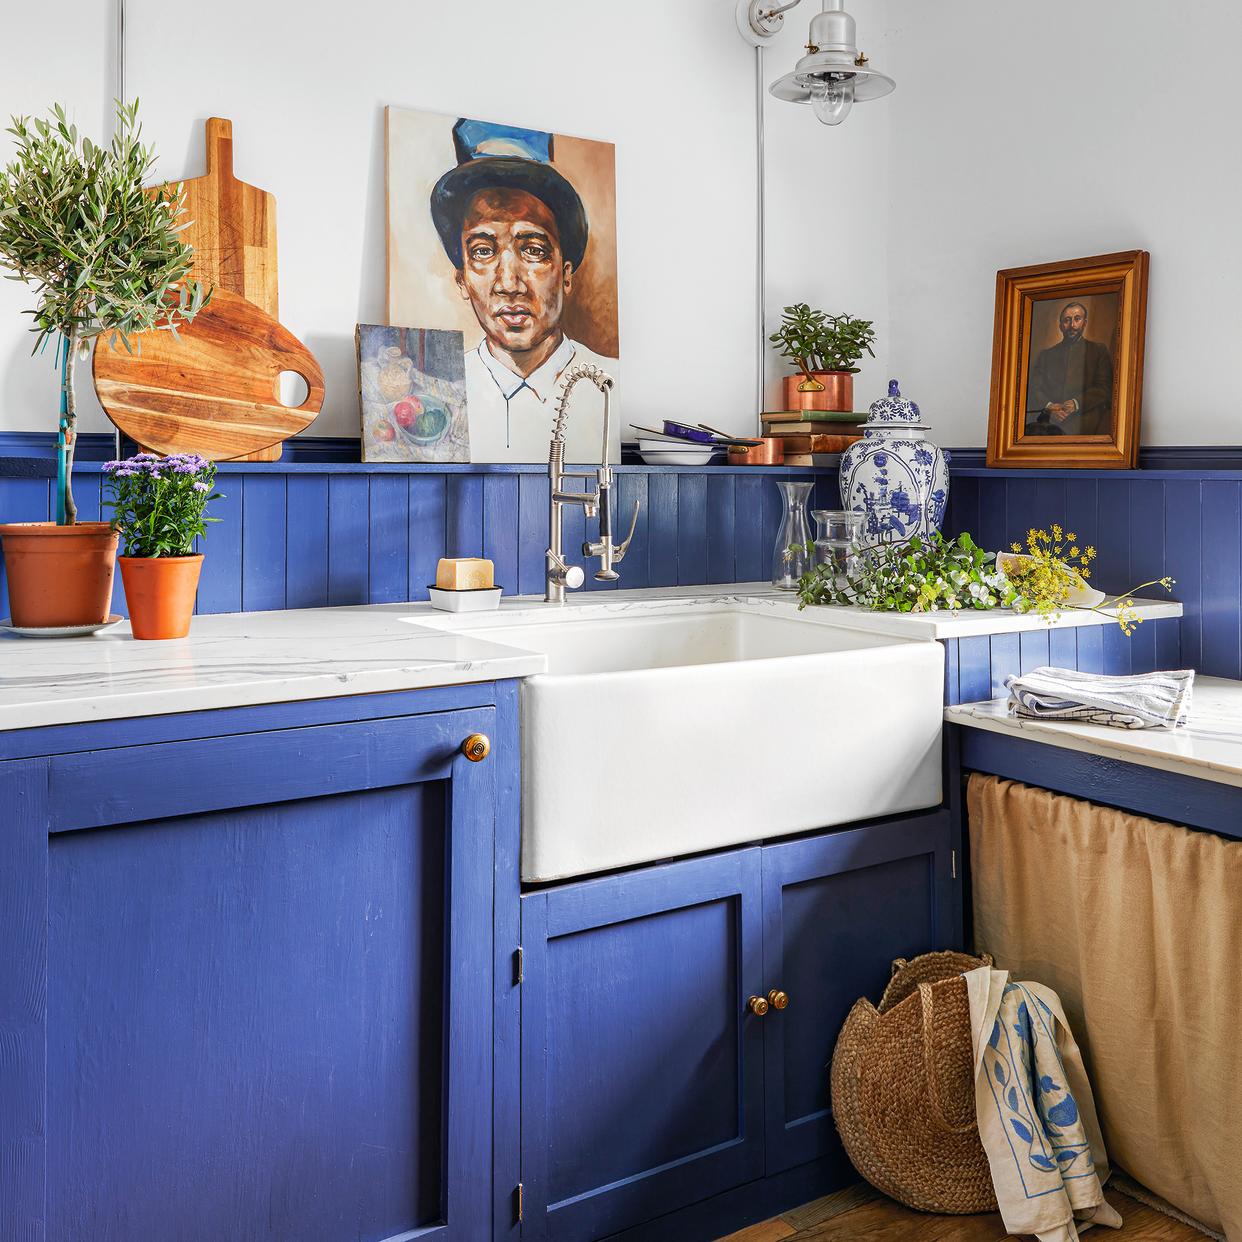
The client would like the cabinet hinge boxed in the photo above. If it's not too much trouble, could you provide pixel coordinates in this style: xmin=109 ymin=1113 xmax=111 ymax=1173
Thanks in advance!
xmin=514 ymin=945 xmax=524 ymax=984
xmin=951 ymin=849 xmax=958 ymax=880
xmin=517 ymin=1181 xmax=524 ymax=1222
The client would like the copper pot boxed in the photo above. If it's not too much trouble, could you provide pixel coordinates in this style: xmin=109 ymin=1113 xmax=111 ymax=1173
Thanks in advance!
xmin=782 ymin=371 xmax=854 ymax=414
xmin=727 ymin=437 xmax=785 ymax=466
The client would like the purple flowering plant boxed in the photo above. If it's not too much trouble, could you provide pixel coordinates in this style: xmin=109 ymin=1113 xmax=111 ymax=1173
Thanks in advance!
xmin=103 ymin=453 xmax=222 ymax=558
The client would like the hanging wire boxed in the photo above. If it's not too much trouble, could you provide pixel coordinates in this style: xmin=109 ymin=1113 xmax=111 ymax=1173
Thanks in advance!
xmin=754 ymin=44 xmax=767 ymax=427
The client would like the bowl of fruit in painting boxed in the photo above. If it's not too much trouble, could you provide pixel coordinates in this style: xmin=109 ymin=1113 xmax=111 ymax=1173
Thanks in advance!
xmin=392 ymin=395 xmax=450 ymax=446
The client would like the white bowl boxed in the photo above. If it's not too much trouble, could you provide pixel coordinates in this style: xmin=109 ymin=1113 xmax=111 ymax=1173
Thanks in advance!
xmin=636 ymin=437 xmax=714 ymax=466
xmin=427 ymin=585 xmax=503 ymax=613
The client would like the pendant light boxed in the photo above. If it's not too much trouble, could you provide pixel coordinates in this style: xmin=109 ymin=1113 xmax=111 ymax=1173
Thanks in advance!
xmin=736 ymin=0 xmax=895 ymax=126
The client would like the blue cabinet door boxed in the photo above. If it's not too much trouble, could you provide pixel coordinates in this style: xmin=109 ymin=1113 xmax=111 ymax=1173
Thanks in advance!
xmin=760 ymin=810 xmax=956 ymax=1175
xmin=519 ymin=849 xmax=765 ymax=1241
xmin=2 ymin=703 xmax=498 ymax=1242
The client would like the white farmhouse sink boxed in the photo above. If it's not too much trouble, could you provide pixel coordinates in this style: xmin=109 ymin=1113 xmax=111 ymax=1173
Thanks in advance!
xmin=413 ymin=600 xmax=944 ymax=882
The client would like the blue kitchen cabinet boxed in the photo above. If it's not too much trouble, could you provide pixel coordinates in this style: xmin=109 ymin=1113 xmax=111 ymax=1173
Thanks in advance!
xmin=518 ymin=809 xmax=957 ymax=1241
xmin=760 ymin=811 xmax=956 ymax=1175
xmin=0 ymin=685 xmax=511 ymax=1242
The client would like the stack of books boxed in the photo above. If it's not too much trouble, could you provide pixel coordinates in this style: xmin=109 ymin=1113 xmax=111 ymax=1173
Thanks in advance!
xmin=761 ymin=411 xmax=866 ymax=466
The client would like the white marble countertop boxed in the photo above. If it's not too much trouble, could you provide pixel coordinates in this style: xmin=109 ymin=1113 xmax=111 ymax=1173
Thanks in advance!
xmin=794 ymin=596 xmax=1182 ymax=640
xmin=947 ymin=677 xmax=1242 ymax=789
xmin=0 ymin=581 xmax=1183 ymax=732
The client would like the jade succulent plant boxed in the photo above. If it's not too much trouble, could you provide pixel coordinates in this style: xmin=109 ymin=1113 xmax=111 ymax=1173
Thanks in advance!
xmin=770 ymin=302 xmax=877 ymax=387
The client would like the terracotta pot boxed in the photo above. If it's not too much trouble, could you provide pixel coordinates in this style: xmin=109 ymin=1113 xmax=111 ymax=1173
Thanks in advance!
xmin=0 ymin=522 xmax=118 ymax=627
xmin=782 ymin=371 xmax=855 ymax=414
xmin=119 ymin=554 xmax=203 ymax=640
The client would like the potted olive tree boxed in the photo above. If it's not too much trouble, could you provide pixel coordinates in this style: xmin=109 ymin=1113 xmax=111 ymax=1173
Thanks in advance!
xmin=770 ymin=302 xmax=876 ymax=413
xmin=0 ymin=100 xmax=206 ymax=628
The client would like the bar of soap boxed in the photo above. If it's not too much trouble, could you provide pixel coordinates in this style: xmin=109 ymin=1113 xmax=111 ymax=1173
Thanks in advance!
xmin=435 ymin=558 xmax=495 ymax=591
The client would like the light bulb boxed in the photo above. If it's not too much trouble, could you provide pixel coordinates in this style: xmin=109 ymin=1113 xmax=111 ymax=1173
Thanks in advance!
xmin=810 ymin=78 xmax=855 ymax=126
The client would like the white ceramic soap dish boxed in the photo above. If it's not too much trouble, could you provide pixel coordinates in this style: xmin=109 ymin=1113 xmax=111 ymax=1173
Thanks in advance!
xmin=427 ymin=585 xmax=503 ymax=613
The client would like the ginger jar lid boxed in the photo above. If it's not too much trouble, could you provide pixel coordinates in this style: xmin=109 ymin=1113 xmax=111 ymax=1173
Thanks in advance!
xmin=864 ymin=379 xmax=926 ymax=428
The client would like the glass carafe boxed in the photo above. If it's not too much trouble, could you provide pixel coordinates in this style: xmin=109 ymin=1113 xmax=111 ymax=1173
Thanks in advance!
xmin=771 ymin=480 xmax=814 ymax=590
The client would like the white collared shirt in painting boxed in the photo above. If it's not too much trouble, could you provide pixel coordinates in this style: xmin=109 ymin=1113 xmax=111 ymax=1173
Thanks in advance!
xmin=464 ymin=335 xmax=621 ymax=464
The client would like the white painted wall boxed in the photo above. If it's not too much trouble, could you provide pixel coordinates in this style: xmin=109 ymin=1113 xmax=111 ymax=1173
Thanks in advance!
xmin=5 ymin=3 xmax=1236 ymax=448
xmin=0 ymin=0 xmax=892 ymax=439
xmin=883 ymin=0 xmax=1242 ymax=447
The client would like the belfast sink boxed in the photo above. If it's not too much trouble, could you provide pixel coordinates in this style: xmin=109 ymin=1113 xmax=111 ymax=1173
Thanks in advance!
xmin=412 ymin=599 xmax=944 ymax=882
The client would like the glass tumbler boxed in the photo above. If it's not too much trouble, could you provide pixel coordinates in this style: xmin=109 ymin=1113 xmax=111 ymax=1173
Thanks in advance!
xmin=812 ymin=509 xmax=863 ymax=581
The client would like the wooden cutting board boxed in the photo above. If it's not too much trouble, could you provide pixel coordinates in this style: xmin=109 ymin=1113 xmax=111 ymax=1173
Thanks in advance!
xmin=178 ymin=117 xmax=279 ymax=321
xmin=92 ymin=288 xmax=324 ymax=460
xmin=157 ymin=117 xmax=286 ymax=460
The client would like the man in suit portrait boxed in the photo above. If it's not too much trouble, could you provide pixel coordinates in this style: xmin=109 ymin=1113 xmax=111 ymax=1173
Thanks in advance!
xmin=1025 ymin=301 xmax=1115 ymax=436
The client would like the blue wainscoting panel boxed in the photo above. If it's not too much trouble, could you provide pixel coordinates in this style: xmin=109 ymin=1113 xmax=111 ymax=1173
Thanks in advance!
xmin=0 ymin=455 xmax=1222 ymax=681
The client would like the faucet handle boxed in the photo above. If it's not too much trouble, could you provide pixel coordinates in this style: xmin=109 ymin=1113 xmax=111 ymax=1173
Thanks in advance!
xmin=613 ymin=500 xmax=642 ymax=563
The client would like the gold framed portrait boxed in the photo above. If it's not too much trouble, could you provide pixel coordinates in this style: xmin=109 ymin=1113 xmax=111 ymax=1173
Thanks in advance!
xmin=986 ymin=251 xmax=1149 ymax=469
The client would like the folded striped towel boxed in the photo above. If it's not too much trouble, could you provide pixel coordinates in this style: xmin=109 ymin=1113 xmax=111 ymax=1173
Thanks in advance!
xmin=1004 ymin=666 xmax=1194 ymax=730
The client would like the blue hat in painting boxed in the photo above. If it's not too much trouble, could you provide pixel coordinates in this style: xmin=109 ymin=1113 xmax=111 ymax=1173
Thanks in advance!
xmin=430 ymin=118 xmax=589 ymax=270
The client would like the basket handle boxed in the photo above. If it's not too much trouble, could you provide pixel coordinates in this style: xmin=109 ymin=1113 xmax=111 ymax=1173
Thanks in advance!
xmin=918 ymin=983 xmax=978 ymax=1135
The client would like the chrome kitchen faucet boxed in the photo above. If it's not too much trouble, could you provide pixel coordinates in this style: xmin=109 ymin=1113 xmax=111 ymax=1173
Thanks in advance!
xmin=545 ymin=364 xmax=640 ymax=603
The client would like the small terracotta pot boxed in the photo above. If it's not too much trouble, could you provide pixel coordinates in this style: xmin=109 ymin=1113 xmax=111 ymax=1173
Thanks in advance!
xmin=119 ymin=554 xmax=203 ymax=640
xmin=782 ymin=371 xmax=854 ymax=413
xmin=0 ymin=522 xmax=118 ymax=627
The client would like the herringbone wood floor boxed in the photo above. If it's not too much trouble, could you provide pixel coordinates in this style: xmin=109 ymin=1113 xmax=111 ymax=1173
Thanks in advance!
xmin=719 ymin=1184 xmax=1206 ymax=1241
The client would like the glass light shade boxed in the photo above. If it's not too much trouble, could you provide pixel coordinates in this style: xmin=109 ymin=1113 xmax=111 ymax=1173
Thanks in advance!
xmin=810 ymin=79 xmax=855 ymax=126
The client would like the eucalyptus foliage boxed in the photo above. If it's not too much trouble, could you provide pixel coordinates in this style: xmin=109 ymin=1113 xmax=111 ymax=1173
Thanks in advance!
xmin=103 ymin=454 xmax=221 ymax=558
xmin=0 ymin=100 xmax=208 ymax=522
xmin=797 ymin=527 xmax=1176 ymax=633
xmin=769 ymin=302 xmax=877 ymax=384
xmin=798 ymin=532 xmax=1011 ymax=613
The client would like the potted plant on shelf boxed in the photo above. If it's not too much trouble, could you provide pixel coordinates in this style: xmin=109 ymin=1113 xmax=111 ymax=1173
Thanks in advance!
xmin=0 ymin=100 xmax=207 ymax=628
xmin=769 ymin=302 xmax=877 ymax=413
xmin=104 ymin=453 xmax=221 ymax=640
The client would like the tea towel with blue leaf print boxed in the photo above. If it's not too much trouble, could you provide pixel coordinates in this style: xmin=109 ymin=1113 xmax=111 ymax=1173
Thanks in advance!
xmin=965 ymin=967 xmax=1123 ymax=1241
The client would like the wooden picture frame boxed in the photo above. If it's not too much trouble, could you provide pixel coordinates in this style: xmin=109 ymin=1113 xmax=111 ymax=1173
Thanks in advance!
xmin=986 ymin=251 xmax=1149 ymax=469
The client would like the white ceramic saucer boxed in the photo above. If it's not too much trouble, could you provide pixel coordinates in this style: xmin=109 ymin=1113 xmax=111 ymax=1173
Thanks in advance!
xmin=0 ymin=614 xmax=124 ymax=638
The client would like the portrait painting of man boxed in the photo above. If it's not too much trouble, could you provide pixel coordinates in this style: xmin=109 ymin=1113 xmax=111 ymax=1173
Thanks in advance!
xmin=1023 ymin=294 xmax=1118 ymax=437
xmin=387 ymin=108 xmax=620 ymax=464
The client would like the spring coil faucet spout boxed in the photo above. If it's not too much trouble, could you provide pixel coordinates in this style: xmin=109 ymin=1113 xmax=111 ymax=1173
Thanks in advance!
xmin=545 ymin=364 xmax=641 ymax=603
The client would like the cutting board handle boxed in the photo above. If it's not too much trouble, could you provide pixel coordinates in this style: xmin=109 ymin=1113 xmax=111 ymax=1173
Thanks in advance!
xmin=204 ymin=117 xmax=235 ymax=181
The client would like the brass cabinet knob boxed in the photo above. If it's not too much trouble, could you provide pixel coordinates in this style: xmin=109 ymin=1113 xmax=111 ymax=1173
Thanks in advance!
xmin=768 ymin=989 xmax=790 ymax=1011
xmin=461 ymin=733 xmax=491 ymax=762
xmin=747 ymin=995 xmax=770 ymax=1017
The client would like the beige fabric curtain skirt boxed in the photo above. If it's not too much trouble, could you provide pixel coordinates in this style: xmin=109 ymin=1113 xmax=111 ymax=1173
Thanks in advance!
xmin=967 ymin=774 xmax=1242 ymax=1240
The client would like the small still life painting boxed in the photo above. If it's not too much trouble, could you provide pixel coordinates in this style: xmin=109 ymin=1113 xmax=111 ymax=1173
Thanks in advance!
xmin=386 ymin=106 xmax=620 ymax=464
xmin=356 ymin=325 xmax=469 ymax=463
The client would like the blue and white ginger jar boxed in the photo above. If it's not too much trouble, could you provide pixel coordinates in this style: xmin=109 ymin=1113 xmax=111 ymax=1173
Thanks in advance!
xmin=839 ymin=379 xmax=949 ymax=545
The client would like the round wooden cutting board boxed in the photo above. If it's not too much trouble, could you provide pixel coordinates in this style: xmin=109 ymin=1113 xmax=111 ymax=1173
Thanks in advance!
xmin=92 ymin=288 xmax=324 ymax=461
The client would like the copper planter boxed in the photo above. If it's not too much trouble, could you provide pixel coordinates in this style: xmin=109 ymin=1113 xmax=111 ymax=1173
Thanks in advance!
xmin=782 ymin=371 xmax=854 ymax=414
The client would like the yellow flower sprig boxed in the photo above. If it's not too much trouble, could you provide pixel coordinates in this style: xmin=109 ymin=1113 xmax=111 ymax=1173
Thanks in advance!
xmin=1000 ymin=525 xmax=1174 ymax=634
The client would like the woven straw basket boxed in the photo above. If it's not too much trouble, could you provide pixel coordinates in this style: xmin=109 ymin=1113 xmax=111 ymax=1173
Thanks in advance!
xmin=829 ymin=950 xmax=999 ymax=1214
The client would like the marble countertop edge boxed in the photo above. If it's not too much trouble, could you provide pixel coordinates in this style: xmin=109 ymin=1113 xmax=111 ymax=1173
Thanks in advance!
xmin=947 ymin=679 xmax=1242 ymax=790
xmin=0 ymin=647 xmax=547 ymax=733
